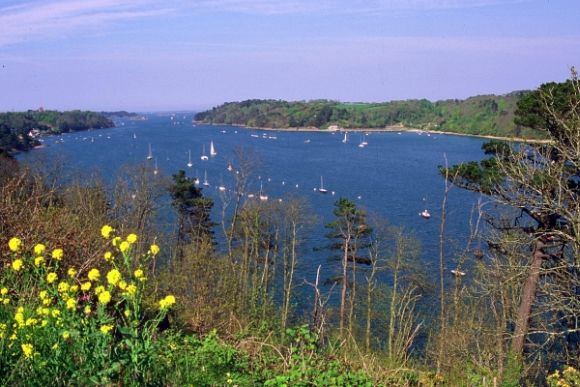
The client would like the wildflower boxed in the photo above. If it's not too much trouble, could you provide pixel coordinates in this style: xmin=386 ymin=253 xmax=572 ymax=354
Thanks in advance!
xmin=124 ymin=309 xmax=131 ymax=318
xmin=88 ymin=268 xmax=100 ymax=281
xmin=69 ymin=285 xmax=78 ymax=293
xmin=119 ymin=241 xmax=130 ymax=253
xmin=21 ymin=343 xmax=33 ymax=358
xmin=57 ymin=282 xmax=70 ymax=293
xmin=34 ymin=256 xmax=45 ymax=267
xmin=125 ymin=284 xmax=137 ymax=296
xmin=52 ymin=248 xmax=64 ymax=261
xmin=51 ymin=343 xmax=59 ymax=350
xmin=62 ymin=331 xmax=70 ymax=340
xmin=112 ymin=236 xmax=121 ymax=246
xmin=134 ymin=269 xmax=145 ymax=280
xmin=34 ymin=243 xmax=46 ymax=255
xmin=118 ymin=280 xmax=127 ymax=290
xmin=94 ymin=285 xmax=105 ymax=295
xmin=98 ymin=291 xmax=112 ymax=305
xmin=149 ymin=244 xmax=160 ymax=255
xmin=25 ymin=318 xmax=38 ymax=326
xmin=159 ymin=295 xmax=176 ymax=310
xmin=15 ymin=309 xmax=25 ymax=326
xmin=41 ymin=320 xmax=48 ymax=327
xmin=8 ymin=237 xmax=22 ymax=252
xmin=126 ymin=233 xmax=138 ymax=244
xmin=101 ymin=225 xmax=114 ymax=239
xmin=106 ymin=269 xmax=122 ymax=286
xmin=39 ymin=290 xmax=48 ymax=299
xmin=100 ymin=324 xmax=113 ymax=334
xmin=81 ymin=282 xmax=91 ymax=291
xmin=67 ymin=268 xmax=77 ymax=278
xmin=11 ymin=259 xmax=23 ymax=272
xmin=1 ymin=288 xmax=7 ymax=295
xmin=84 ymin=305 xmax=91 ymax=315
xmin=66 ymin=298 xmax=76 ymax=310
xmin=51 ymin=309 xmax=61 ymax=318
xmin=104 ymin=251 xmax=113 ymax=262
xmin=46 ymin=272 xmax=58 ymax=284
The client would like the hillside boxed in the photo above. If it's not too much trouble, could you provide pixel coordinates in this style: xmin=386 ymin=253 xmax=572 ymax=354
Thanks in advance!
xmin=194 ymin=91 xmax=544 ymax=139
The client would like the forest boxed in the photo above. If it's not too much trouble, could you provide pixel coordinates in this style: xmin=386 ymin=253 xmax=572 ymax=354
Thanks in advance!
xmin=0 ymin=72 xmax=578 ymax=385
xmin=194 ymin=91 xmax=546 ymax=139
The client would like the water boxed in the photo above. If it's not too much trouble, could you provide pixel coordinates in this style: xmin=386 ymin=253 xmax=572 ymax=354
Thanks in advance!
xmin=18 ymin=113 xmax=489 ymax=281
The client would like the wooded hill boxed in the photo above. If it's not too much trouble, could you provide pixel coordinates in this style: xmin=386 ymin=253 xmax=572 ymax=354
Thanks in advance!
xmin=194 ymin=91 xmax=544 ymax=139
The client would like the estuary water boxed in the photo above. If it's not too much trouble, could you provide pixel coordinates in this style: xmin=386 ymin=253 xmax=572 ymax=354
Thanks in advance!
xmin=18 ymin=113 xmax=489 ymax=281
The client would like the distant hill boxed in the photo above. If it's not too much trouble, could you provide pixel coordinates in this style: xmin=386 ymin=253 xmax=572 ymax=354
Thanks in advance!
xmin=194 ymin=92 xmax=544 ymax=139
xmin=0 ymin=110 xmax=114 ymax=154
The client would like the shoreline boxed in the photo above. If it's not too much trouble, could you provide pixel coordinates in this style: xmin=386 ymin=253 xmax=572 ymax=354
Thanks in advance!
xmin=198 ymin=122 xmax=551 ymax=144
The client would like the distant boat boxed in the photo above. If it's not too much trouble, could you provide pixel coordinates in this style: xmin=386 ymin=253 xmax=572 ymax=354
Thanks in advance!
xmin=203 ymin=170 xmax=209 ymax=187
xmin=419 ymin=209 xmax=431 ymax=219
xmin=200 ymin=145 xmax=209 ymax=161
xmin=227 ymin=162 xmax=233 ymax=172
xmin=147 ymin=144 xmax=153 ymax=160
xmin=342 ymin=132 xmax=348 ymax=143
xmin=133 ymin=133 xmax=137 ymax=139
xmin=304 ymin=139 xmax=311 ymax=144
xmin=210 ymin=141 xmax=217 ymax=157
xmin=318 ymin=176 xmax=328 ymax=194
xmin=259 ymin=181 xmax=268 ymax=201
xmin=187 ymin=150 xmax=193 ymax=168
xmin=153 ymin=159 xmax=159 ymax=175
xmin=358 ymin=134 xmax=368 ymax=148
xmin=451 ymin=269 xmax=466 ymax=276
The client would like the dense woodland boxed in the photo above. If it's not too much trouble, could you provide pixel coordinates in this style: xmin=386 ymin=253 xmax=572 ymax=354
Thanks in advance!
xmin=0 ymin=72 xmax=579 ymax=385
xmin=0 ymin=110 xmax=114 ymax=154
xmin=194 ymin=91 xmax=546 ymax=139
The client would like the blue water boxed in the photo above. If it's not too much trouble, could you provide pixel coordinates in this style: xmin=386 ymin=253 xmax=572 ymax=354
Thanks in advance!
xmin=18 ymin=113 xmax=488 ymax=282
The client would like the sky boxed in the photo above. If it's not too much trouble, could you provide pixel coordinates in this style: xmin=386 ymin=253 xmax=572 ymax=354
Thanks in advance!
xmin=0 ymin=0 xmax=579 ymax=112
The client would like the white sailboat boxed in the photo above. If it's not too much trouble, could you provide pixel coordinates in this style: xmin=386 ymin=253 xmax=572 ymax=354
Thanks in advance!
xmin=200 ymin=145 xmax=209 ymax=161
xmin=203 ymin=170 xmax=209 ymax=187
xmin=318 ymin=176 xmax=328 ymax=194
xmin=147 ymin=144 xmax=153 ymax=160
xmin=342 ymin=132 xmax=348 ymax=143
xmin=153 ymin=159 xmax=159 ymax=175
xmin=259 ymin=181 xmax=268 ymax=201
xmin=187 ymin=150 xmax=193 ymax=168
xmin=210 ymin=141 xmax=217 ymax=157
xmin=193 ymin=170 xmax=200 ymax=186
xmin=419 ymin=209 xmax=431 ymax=219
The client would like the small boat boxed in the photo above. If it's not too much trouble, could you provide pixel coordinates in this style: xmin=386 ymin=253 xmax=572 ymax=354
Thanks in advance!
xmin=420 ymin=210 xmax=431 ymax=219
xmin=187 ymin=150 xmax=193 ymax=168
xmin=133 ymin=133 xmax=137 ymax=139
xmin=210 ymin=141 xmax=217 ymax=157
xmin=247 ymin=193 xmax=255 ymax=198
xmin=451 ymin=269 xmax=466 ymax=276
xmin=259 ymin=182 xmax=268 ymax=201
xmin=342 ymin=132 xmax=348 ymax=143
xmin=153 ymin=159 xmax=159 ymax=175
xmin=304 ymin=139 xmax=311 ymax=144
xmin=218 ymin=185 xmax=226 ymax=192
xmin=318 ymin=176 xmax=328 ymax=194
xmin=202 ymin=170 xmax=209 ymax=187
xmin=200 ymin=145 xmax=208 ymax=161
xmin=147 ymin=144 xmax=153 ymax=160
xmin=227 ymin=162 xmax=233 ymax=172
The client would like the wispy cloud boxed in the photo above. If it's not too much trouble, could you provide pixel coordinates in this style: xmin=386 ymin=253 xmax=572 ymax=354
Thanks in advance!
xmin=0 ymin=0 xmax=171 ymax=46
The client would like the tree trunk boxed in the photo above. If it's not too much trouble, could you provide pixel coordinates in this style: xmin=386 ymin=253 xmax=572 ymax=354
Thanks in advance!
xmin=511 ymin=240 xmax=547 ymax=355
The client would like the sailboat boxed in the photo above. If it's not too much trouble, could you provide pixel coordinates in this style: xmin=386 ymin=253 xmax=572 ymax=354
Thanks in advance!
xmin=200 ymin=145 xmax=209 ymax=161
xmin=227 ymin=162 xmax=233 ymax=172
xmin=419 ymin=209 xmax=431 ymax=219
xmin=153 ymin=159 xmax=159 ymax=175
xmin=202 ymin=170 xmax=209 ymax=187
xmin=259 ymin=181 xmax=268 ymax=201
xmin=318 ymin=176 xmax=328 ymax=194
xmin=218 ymin=176 xmax=226 ymax=192
xmin=193 ymin=170 xmax=200 ymax=186
xmin=187 ymin=150 xmax=193 ymax=168
xmin=210 ymin=141 xmax=217 ymax=157
xmin=133 ymin=133 xmax=137 ymax=139
xmin=342 ymin=132 xmax=348 ymax=143
xmin=147 ymin=144 xmax=153 ymax=160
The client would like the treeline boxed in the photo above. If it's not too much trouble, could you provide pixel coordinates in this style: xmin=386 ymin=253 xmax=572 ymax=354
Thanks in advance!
xmin=195 ymin=91 xmax=543 ymax=138
xmin=0 ymin=110 xmax=114 ymax=154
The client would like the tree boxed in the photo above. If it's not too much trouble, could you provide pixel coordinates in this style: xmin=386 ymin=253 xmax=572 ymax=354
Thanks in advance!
xmin=441 ymin=68 xmax=580 ymax=376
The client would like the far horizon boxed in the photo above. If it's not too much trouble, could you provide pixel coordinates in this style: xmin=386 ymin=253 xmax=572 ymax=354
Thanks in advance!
xmin=1 ymin=0 xmax=578 ymax=112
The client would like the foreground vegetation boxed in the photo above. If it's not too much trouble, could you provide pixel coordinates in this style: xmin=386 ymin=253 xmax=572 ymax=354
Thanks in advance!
xmin=1 ymin=71 xmax=579 ymax=385
xmin=194 ymin=91 xmax=544 ymax=139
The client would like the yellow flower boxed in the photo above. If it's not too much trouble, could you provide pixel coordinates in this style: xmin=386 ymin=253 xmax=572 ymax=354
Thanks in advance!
xmin=119 ymin=241 xmax=130 ymax=253
xmin=46 ymin=272 xmax=58 ymax=284
xmin=124 ymin=309 xmax=131 ymax=318
xmin=88 ymin=268 xmax=100 ymax=282
xmin=51 ymin=309 xmax=61 ymax=318
xmin=67 ymin=268 xmax=77 ymax=278
xmin=101 ymin=225 xmax=114 ymax=239
xmin=62 ymin=331 xmax=70 ymax=340
xmin=21 ymin=343 xmax=33 ymax=358
xmin=1 ymin=288 xmax=7 ymax=295
xmin=57 ymin=282 xmax=69 ymax=293
xmin=51 ymin=248 xmax=64 ymax=261
xmin=125 ymin=284 xmax=137 ymax=296
xmin=126 ymin=233 xmax=138 ymax=244
xmin=149 ymin=244 xmax=160 ymax=255
xmin=100 ymin=324 xmax=113 ymax=334
xmin=84 ymin=305 xmax=91 ymax=315
xmin=11 ymin=259 xmax=23 ymax=272
xmin=34 ymin=243 xmax=46 ymax=255
xmin=66 ymin=298 xmax=76 ymax=310
xmin=106 ymin=269 xmax=122 ymax=286
xmin=94 ymin=285 xmax=105 ymax=295
xmin=134 ymin=269 xmax=144 ymax=279
xmin=81 ymin=282 xmax=92 ymax=291
xmin=69 ymin=285 xmax=78 ymax=293
xmin=39 ymin=290 xmax=48 ymax=299
xmin=98 ymin=291 xmax=111 ymax=305
xmin=118 ymin=280 xmax=127 ymax=290
xmin=159 ymin=295 xmax=176 ymax=310
xmin=112 ymin=236 xmax=121 ymax=246
xmin=104 ymin=251 xmax=113 ymax=262
xmin=34 ymin=256 xmax=45 ymax=267
xmin=8 ymin=237 xmax=22 ymax=252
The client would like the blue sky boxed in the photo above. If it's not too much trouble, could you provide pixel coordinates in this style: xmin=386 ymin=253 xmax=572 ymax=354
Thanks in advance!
xmin=0 ymin=0 xmax=578 ymax=111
